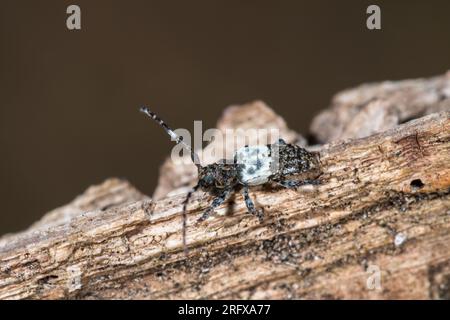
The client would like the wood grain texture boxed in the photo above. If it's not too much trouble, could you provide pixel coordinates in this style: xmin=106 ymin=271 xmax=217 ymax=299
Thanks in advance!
xmin=310 ymin=71 xmax=450 ymax=143
xmin=0 ymin=75 xmax=449 ymax=300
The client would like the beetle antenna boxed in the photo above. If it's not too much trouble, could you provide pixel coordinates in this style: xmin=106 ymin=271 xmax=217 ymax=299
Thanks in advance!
xmin=140 ymin=107 xmax=201 ymax=169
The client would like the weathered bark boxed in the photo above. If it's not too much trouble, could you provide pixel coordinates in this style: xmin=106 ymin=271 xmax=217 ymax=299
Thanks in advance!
xmin=310 ymin=71 xmax=450 ymax=143
xmin=0 ymin=74 xmax=449 ymax=300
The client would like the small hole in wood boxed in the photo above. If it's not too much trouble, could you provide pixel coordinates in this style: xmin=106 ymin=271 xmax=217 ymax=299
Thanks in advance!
xmin=410 ymin=179 xmax=425 ymax=189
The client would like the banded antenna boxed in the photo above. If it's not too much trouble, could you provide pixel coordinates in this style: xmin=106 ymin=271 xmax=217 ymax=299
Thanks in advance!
xmin=140 ymin=107 xmax=201 ymax=169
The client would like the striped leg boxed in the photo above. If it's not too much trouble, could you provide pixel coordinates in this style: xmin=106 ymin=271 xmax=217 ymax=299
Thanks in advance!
xmin=278 ymin=179 xmax=321 ymax=189
xmin=243 ymin=184 xmax=264 ymax=221
xmin=198 ymin=189 xmax=233 ymax=222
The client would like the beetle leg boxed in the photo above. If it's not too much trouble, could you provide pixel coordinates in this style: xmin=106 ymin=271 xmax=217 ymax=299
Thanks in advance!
xmin=242 ymin=184 xmax=264 ymax=221
xmin=197 ymin=188 xmax=233 ymax=222
xmin=278 ymin=179 xmax=321 ymax=189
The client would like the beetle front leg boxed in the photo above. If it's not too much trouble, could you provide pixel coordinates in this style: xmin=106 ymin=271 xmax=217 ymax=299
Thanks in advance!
xmin=197 ymin=188 xmax=232 ymax=222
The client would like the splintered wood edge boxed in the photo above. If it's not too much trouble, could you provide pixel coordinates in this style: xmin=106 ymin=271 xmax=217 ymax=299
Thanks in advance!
xmin=0 ymin=112 xmax=448 ymax=299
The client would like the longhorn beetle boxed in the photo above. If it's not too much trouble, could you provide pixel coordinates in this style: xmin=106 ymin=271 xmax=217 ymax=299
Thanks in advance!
xmin=140 ymin=107 xmax=322 ymax=251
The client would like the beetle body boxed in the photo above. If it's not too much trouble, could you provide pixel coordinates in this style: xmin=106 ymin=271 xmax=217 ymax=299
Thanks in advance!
xmin=140 ymin=107 xmax=321 ymax=249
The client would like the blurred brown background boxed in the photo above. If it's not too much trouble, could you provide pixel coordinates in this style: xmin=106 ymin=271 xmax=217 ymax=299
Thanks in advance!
xmin=1 ymin=0 xmax=449 ymax=235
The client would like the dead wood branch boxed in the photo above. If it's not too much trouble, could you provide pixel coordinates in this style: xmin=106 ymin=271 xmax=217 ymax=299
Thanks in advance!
xmin=310 ymin=71 xmax=450 ymax=143
xmin=0 ymin=74 xmax=449 ymax=300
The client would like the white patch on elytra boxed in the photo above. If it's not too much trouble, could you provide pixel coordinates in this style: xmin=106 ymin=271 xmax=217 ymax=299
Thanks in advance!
xmin=235 ymin=145 xmax=273 ymax=185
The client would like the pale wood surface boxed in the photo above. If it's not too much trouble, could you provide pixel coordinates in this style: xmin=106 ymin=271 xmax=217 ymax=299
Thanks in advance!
xmin=0 ymin=73 xmax=449 ymax=300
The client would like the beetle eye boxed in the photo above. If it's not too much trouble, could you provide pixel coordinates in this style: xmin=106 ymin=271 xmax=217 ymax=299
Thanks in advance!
xmin=203 ymin=174 xmax=214 ymax=185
